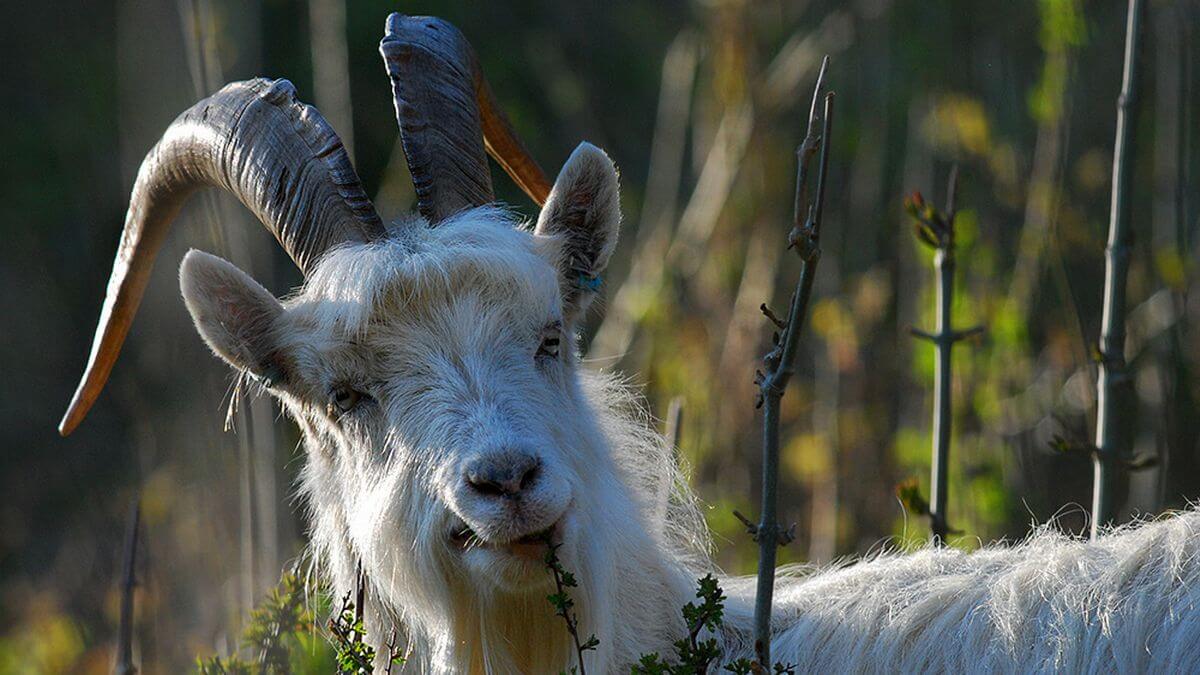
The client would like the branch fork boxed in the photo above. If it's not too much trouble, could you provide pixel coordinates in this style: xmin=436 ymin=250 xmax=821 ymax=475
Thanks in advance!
xmin=733 ymin=510 xmax=797 ymax=546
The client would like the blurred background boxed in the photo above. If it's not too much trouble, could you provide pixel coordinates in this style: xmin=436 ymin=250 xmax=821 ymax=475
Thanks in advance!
xmin=2 ymin=0 xmax=1197 ymax=671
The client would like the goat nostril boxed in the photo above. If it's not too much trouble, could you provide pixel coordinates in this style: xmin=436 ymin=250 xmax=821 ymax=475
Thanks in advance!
xmin=467 ymin=473 xmax=507 ymax=497
xmin=519 ymin=462 xmax=540 ymax=491
xmin=465 ymin=456 xmax=542 ymax=497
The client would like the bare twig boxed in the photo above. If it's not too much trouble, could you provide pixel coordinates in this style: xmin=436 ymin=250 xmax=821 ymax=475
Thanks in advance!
xmin=354 ymin=562 xmax=365 ymax=641
xmin=748 ymin=56 xmax=833 ymax=668
xmin=903 ymin=166 xmax=983 ymax=543
xmin=114 ymin=497 xmax=140 ymax=675
xmin=760 ymin=303 xmax=787 ymax=330
xmin=733 ymin=509 xmax=796 ymax=546
xmin=1092 ymin=0 xmax=1145 ymax=539
xmin=384 ymin=629 xmax=401 ymax=675
xmin=664 ymin=397 xmax=685 ymax=453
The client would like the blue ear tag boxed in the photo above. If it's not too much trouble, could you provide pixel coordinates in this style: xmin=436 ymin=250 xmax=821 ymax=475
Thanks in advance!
xmin=576 ymin=273 xmax=603 ymax=292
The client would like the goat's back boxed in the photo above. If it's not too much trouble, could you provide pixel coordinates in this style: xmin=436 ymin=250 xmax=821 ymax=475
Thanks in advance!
xmin=719 ymin=510 xmax=1200 ymax=672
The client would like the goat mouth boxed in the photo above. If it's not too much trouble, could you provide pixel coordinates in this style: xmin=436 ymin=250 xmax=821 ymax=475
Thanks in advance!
xmin=450 ymin=520 xmax=563 ymax=560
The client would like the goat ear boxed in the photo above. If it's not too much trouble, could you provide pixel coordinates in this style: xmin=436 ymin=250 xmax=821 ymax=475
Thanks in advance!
xmin=534 ymin=142 xmax=620 ymax=320
xmin=179 ymin=249 xmax=286 ymax=384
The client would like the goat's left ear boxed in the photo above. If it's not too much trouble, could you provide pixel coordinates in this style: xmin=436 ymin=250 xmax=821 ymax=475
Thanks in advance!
xmin=535 ymin=142 xmax=620 ymax=321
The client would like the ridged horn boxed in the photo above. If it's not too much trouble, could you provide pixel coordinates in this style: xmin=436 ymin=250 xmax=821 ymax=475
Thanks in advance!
xmin=380 ymin=13 xmax=551 ymax=222
xmin=59 ymin=78 xmax=385 ymax=436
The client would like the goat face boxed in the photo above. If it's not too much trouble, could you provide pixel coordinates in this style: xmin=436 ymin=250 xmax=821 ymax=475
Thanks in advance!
xmin=178 ymin=144 xmax=621 ymax=605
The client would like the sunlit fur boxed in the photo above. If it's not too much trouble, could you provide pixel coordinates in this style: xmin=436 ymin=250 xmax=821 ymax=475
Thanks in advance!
xmin=184 ymin=207 xmax=1200 ymax=672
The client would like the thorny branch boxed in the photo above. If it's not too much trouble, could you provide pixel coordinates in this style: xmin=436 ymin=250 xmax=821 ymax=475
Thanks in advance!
xmin=748 ymin=54 xmax=834 ymax=670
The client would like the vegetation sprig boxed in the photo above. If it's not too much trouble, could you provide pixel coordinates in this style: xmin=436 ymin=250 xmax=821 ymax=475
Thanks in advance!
xmin=543 ymin=539 xmax=599 ymax=675
xmin=195 ymin=573 xmax=401 ymax=674
xmin=633 ymin=574 xmax=796 ymax=674
xmin=196 ymin=574 xmax=313 ymax=674
xmin=902 ymin=167 xmax=982 ymax=543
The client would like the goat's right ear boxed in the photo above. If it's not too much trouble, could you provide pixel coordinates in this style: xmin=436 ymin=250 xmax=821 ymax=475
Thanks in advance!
xmin=180 ymin=249 xmax=286 ymax=384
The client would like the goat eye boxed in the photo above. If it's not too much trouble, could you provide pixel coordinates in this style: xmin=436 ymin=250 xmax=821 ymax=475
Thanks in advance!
xmin=536 ymin=335 xmax=560 ymax=360
xmin=329 ymin=386 xmax=363 ymax=416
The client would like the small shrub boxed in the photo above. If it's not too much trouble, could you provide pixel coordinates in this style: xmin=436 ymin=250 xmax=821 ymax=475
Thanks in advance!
xmin=632 ymin=575 xmax=795 ymax=675
xmin=195 ymin=574 xmax=402 ymax=674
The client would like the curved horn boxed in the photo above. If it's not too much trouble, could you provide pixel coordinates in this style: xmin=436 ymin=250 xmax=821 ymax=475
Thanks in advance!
xmin=380 ymin=13 xmax=551 ymax=222
xmin=59 ymin=78 xmax=385 ymax=436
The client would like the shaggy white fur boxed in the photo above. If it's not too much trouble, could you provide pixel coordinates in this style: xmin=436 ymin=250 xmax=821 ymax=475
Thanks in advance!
xmin=720 ymin=510 xmax=1200 ymax=672
xmin=179 ymin=146 xmax=1200 ymax=674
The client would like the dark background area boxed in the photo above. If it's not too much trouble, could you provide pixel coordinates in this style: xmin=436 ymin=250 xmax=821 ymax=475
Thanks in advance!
xmin=1 ymin=0 xmax=1196 ymax=671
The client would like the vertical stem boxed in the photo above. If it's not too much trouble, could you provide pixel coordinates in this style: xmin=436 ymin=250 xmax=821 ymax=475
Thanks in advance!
xmin=929 ymin=245 xmax=953 ymax=542
xmin=654 ymin=397 xmax=685 ymax=531
xmin=754 ymin=87 xmax=833 ymax=668
xmin=910 ymin=166 xmax=966 ymax=543
xmin=754 ymin=264 xmax=818 ymax=666
xmin=1092 ymin=0 xmax=1144 ymax=539
xmin=664 ymin=397 xmax=685 ymax=453
xmin=753 ymin=387 xmax=782 ymax=664
xmin=237 ymin=405 xmax=256 ymax=619
xmin=114 ymin=498 xmax=140 ymax=675
xmin=354 ymin=561 xmax=365 ymax=635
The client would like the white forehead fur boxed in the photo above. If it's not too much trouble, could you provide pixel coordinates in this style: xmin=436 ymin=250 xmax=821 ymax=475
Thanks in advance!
xmin=295 ymin=206 xmax=562 ymax=333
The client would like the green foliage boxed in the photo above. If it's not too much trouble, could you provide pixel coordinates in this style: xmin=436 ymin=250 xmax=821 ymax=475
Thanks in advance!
xmin=632 ymin=574 xmax=794 ymax=675
xmin=896 ymin=477 xmax=930 ymax=518
xmin=544 ymin=539 xmax=599 ymax=674
xmin=326 ymin=592 xmax=403 ymax=674
xmin=196 ymin=574 xmax=314 ymax=675
xmin=195 ymin=574 xmax=401 ymax=675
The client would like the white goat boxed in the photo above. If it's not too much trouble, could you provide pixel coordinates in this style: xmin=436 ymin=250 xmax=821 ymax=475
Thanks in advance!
xmin=60 ymin=13 xmax=1200 ymax=674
